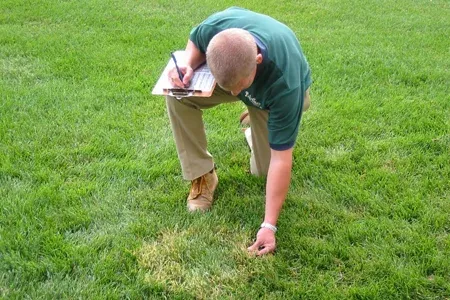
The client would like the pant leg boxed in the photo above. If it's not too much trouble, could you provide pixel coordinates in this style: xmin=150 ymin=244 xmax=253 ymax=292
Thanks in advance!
xmin=165 ymin=87 xmax=238 ymax=180
xmin=246 ymin=87 xmax=312 ymax=176
xmin=246 ymin=106 xmax=270 ymax=176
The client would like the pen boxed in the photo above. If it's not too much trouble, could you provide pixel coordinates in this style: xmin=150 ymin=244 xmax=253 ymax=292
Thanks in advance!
xmin=170 ymin=52 xmax=184 ymax=83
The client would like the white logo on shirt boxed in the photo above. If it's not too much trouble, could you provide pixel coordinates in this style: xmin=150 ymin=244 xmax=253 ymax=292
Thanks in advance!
xmin=245 ymin=91 xmax=262 ymax=108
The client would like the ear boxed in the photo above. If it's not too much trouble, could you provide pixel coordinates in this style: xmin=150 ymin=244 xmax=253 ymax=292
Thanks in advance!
xmin=256 ymin=53 xmax=263 ymax=65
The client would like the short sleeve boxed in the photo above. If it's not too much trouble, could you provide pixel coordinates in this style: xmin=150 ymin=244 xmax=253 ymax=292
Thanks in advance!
xmin=189 ymin=24 xmax=221 ymax=54
xmin=267 ymin=86 xmax=304 ymax=151
xmin=189 ymin=25 xmax=207 ymax=53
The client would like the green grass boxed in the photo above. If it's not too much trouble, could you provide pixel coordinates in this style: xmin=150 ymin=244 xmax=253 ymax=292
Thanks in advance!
xmin=1 ymin=0 xmax=449 ymax=298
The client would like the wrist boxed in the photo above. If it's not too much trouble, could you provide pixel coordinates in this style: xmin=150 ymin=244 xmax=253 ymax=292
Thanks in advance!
xmin=260 ymin=222 xmax=277 ymax=233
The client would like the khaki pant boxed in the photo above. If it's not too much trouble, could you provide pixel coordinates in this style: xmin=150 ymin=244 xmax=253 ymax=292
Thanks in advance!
xmin=165 ymin=87 xmax=310 ymax=180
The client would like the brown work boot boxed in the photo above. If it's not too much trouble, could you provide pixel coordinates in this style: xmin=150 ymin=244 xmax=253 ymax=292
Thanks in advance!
xmin=187 ymin=169 xmax=218 ymax=212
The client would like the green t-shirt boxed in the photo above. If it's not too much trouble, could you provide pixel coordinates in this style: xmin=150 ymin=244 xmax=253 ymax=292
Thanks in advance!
xmin=190 ymin=7 xmax=312 ymax=150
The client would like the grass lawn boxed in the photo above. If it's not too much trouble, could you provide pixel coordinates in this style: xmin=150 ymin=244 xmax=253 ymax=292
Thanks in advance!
xmin=1 ymin=0 xmax=449 ymax=298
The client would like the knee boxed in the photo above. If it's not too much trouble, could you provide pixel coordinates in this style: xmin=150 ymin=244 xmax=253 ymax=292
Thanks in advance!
xmin=165 ymin=95 xmax=176 ymax=105
xmin=165 ymin=95 xmax=186 ymax=112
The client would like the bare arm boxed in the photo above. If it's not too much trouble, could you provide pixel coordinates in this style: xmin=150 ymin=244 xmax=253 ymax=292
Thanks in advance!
xmin=169 ymin=40 xmax=206 ymax=88
xmin=248 ymin=147 xmax=293 ymax=256
xmin=184 ymin=40 xmax=206 ymax=71
xmin=264 ymin=147 xmax=293 ymax=225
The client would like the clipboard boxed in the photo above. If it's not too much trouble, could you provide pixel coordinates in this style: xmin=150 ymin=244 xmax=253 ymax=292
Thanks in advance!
xmin=152 ymin=50 xmax=216 ymax=99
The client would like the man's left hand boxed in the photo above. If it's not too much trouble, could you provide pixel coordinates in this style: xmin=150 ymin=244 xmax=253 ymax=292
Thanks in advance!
xmin=247 ymin=228 xmax=276 ymax=256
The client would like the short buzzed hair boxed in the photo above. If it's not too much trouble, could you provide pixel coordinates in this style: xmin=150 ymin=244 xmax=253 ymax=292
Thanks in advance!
xmin=206 ymin=28 xmax=257 ymax=89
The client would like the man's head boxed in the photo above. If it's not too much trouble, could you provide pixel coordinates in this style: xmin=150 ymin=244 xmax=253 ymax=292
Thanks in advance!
xmin=206 ymin=28 xmax=263 ymax=96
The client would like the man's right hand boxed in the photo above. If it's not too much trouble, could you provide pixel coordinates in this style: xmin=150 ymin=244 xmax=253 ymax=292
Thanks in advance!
xmin=168 ymin=65 xmax=194 ymax=88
